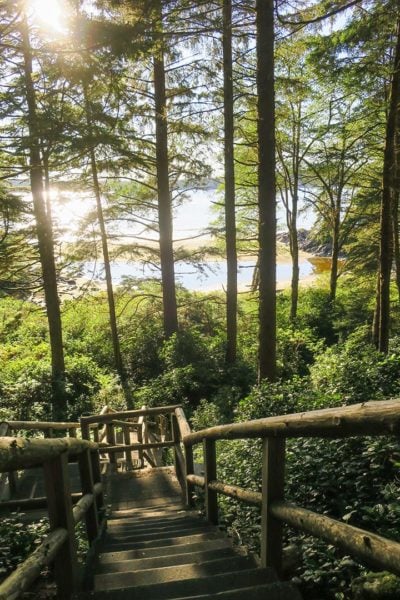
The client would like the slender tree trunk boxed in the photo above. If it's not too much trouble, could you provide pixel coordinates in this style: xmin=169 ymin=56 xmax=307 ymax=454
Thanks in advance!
xmin=223 ymin=0 xmax=237 ymax=365
xmin=289 ymin=186 xmax=299 ymax=321
xmin=20 ymin=12 xmax=66 ymax=418
xmin=42 ymin=153 xmax=53 ymax=222
xmin=393 ymin=96 xmax=400 ymax=302
xmin=153 ymin=0 xmax=178 ymax=338
xmin=372 ymin=273 xmax=381 ymax=347
xmin=256 ymin=0 xmax=276 ymax=382
xmin=83 ymin=88 xmax=129 ymax=400
xmin=391 ymin=188 xmax=400 ymax=301
xmin=377 ymin=15 xmax=400 ymax=352
xmin=330 ymin=208 xmax=340 ymax=302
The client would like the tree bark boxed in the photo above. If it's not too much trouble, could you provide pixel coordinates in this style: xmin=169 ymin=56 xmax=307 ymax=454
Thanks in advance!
xmin=289 ymin=225 xmax=299 ymax=321
xmin=20 ymin=12 xmax=66 ymax=417
xmin=223 ymin=0 xmax=238 ymax=364
xmin=153 ymin=0 xmax=178 ymax=338
xmin=377 ymin=15 xmax=400 ymax=353
xmin=83 ymin=88 xmax=128 ymax=399
xmin=256 ymin=0 xmax=276 ymax=382
xmin=330 ymin=207 xmax=341 ymax=302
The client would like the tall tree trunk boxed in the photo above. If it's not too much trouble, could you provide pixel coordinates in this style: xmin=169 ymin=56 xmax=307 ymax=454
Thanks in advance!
xmin=256 ymin=0 xmax=276 ymax=382
xmin=289 ymin=227 xmax=299 ymax=321
xmin=372 ymin=273 xmax=381 ymax=347
xmin=20 ymin=12 xmax=66 ymax=418
xmin=393 ymin=92 xmax=400 ymax=302
xmin=153 ymin=0 xmax=178 ymax=338
xmin=330 ymin=208 xmax=340 ymax=302
xmin=289 ymin=186 xmax=299 ymax=321
xmin=42 ymin=153 xmax=53 ymax=222
xmin=377 ymin=15 xmax=400 ymax=353
xmin=223 ymin=0 xmax=238 ymax=365
xmin=83 ymin=88 xmax=128 ymax=400
xmin=391 ymin=188 xmax=400 ymax=301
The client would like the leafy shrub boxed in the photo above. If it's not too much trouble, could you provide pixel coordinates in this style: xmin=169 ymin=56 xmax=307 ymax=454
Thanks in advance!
xmin=0 ymin=515 xmax=49 ymax=577
xmin=310 ymin=328 xmax=400 ymax=404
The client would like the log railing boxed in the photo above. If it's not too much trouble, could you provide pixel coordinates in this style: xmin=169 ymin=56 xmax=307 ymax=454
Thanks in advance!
xmin=80 ymin=404 xmax=183 ymax=477
xmin=0 ymin=436 xmax=104 ymax=600
xmin=181 ymin=399 xmax=400 ymax=578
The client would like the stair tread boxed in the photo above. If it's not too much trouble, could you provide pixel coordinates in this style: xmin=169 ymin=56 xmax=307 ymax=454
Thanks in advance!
xmin=99 ymin=538 xmax=233 ymax=562
xmin=104 ymin=525 xmax=215 ymax=543
xmin=95 ymin=556 xmax=258 ymax=590
xmin=90 ymin=568 xmax=276 ymax=598
xmin=107 ymin=517 xmax=205 ymax=534
xmin=159 ymin=581 xmax=302 ymax=600
xmin=102 ymin=530 xmax=225 ymax=551
xmin=97 ymin=547 xmax=237 ymax=573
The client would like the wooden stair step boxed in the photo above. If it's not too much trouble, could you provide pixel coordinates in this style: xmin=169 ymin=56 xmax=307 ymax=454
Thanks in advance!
xmin=97 ymin=546 xmax=237 ymax=573
xmin=103 ymin=530 xmax=225 ymax=552
xmin=161 ymin=581 xmax=303 ymax=600
xmin=106 ymin=516 xmax=204 ymax=533
xmin=86 ymin=567 xmax=277 ymax=599
xmin=104 ymin=525 xmax=215 ymax=544
xmin=98 ymin=538 xmax=233 ymax=563
xmin=94 ymin=556 xmax=258 ymax=591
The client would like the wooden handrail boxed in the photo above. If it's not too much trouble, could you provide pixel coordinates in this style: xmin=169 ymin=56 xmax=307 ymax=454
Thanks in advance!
xmin=183 ymin=398 xmax=400 ymax=578
xmin=0 ymin=436 xmax=97 ymax=472
xmin=0 ymin=435 xmax=104 ymax=600
xmin=81 ymin=404 xmax=181 ymax=426
xmin=184 ymin=398 xmax=400 ymax=444
xmin=0 ymin=528 xmax=68 ymax=600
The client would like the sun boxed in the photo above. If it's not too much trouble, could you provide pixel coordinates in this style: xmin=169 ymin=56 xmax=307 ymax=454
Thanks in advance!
xmin=30 ymin=0 xmax=67 ymax=34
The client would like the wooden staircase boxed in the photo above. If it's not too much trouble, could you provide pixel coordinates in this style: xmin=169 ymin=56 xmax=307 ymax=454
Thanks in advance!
xmin=3 ymin=400 xmax=400 ymax=599
xmin=82 ymin=467 xmax=301 ymax=600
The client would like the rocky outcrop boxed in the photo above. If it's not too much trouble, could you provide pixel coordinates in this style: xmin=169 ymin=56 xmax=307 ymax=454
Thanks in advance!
xmin=277 ymin=229 xmax=341 ymax=258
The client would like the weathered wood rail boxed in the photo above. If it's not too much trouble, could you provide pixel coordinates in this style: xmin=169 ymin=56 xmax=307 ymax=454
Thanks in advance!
xmin=0 ymin=435 xmax=104 ymax=600
xmin=80 ymin=403 xmax=184 ymax=474
xmin=2 ymin=399 xmax=400 ymax=599
xmin=182 ymin=398 xmax=400 ymax=578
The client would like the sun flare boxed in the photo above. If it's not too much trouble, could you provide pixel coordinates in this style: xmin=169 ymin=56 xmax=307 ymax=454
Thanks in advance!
xmin=30 ymin=0 xmax=66 ymax=34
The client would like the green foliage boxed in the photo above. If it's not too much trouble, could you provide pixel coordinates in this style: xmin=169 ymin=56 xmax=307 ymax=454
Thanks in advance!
xmin=0 ymin=515 xmax=49 ymax=577
xmin=310 ymin=328 xmax=400 ymax=403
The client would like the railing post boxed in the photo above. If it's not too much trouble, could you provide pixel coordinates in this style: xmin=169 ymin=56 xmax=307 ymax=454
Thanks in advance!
xmin=184 ymin=442 xmax=195 ymax=507
xmin=261 ymin=437 xmax=285 ymax=575
xmin=43 ymin=452 xmax=78 ymax=599
xmin=123 ymin=423 xmax=133 ymax=470
xmin=78 ymin=449 xmax=99 ymax=545
xmin=69 ymin=428 xmax=77 ymax=438
xmin=106 ymin=422 xmax=117 ymax=466
xmin=91 ymin=449 xmax=105 ymax=522
xmin=171 ymin=414 xmax=180 ymax=477
xmin=203 ymin=438 xmax=218 ymax=525
xmin=138 ymin=410 xmax=146 ymax=468
xmin=80 ymin=418 xmax=90 ymax=441
xmin=92 ymin=426 xmax=99 ymax=443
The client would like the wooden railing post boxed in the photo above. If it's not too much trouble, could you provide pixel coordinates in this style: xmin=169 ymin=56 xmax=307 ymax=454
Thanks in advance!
xmin=138 ymin=407 xmax=147 ymax=468
xmin=123 ymin=423 xmax=133 ymax=470
xmin=184 ymin=442 xmax=195 ymax=507
xmin=261 ymin=437 xmax=285 ymax=575
xmin=203 ymin=438 xmax=218 ymax=525
xmin=171 ymin=414 xmax=180 ymax=476
xmin=43 ymin=452 xmax=78 ymax=599
xmin=90 ymin=449 xmax=105 ymax=522
xmin=78 ymin=449 xmax=99 ymax=544
xmin=80 ymin=418 xmax=90 ymax=441
xmin=106 ymin=423 xmax=117 ymax=466
xmin=92 ymin=427 xmax=99 ymax=442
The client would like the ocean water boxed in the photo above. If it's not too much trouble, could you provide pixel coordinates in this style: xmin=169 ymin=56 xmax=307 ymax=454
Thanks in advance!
xmin=84 ymin=259 xmax=315 ymax=292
